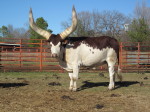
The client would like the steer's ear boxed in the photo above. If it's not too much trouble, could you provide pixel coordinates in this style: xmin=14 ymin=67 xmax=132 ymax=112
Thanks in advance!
xmin=61 ymin=40 xmax=68 ymax=45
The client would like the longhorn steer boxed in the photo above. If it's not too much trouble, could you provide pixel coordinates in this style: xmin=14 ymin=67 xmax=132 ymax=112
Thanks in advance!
xmin=29 ymin=6 xmax=122 ymax=91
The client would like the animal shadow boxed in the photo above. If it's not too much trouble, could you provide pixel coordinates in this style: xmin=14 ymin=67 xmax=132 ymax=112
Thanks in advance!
xmin=0 ymin=83 xmax=28 ymax=88
xmin=78 ymin=81 xmax=139 ymax=91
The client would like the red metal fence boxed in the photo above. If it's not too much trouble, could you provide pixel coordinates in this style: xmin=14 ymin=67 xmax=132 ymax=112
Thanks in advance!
xmin=119 ymin=42 xmax=150 ymax=72
xmin=0 ymin=38 xmax=150 ymax=72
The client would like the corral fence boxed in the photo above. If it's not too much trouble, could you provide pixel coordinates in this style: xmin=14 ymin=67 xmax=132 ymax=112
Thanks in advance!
xmin=120 ymin=42 xmax=150 ymax=73
xmin=0 ymin=38 xmax=150 ymax=73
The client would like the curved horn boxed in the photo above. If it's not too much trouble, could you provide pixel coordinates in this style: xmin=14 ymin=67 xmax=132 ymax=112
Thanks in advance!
xmin=29 ymin=8 xmax=51 ymax=40
xmin=60 ymin=6 xmax=78 ymax=39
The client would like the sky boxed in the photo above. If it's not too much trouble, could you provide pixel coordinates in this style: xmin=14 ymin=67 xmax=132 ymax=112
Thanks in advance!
xmin=0 ymin=0 xmax=150 ymax=34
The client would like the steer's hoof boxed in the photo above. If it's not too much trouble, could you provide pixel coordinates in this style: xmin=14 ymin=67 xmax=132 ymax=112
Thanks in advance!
xmin=69 ymin=86 xmax=77 ymax=92
xmin=72 ymin=88 xmax=77 ymax=92
xmin=108 ymin=85 xmax=115 ymax=90
xmin=69 ymin=87 xmax=73 ymax=91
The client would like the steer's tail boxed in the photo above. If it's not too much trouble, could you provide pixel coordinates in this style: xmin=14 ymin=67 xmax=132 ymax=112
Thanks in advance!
xmin=116 ymin=47 xmax=122 ymax=82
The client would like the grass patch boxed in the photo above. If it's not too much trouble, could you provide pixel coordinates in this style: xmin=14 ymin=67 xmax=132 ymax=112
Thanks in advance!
xmin=0 ymin=72 xmax=150 ymax=112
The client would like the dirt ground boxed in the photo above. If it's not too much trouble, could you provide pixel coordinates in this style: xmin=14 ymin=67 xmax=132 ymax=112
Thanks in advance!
xmin=0 ymin=72 xmax=150 ymax=112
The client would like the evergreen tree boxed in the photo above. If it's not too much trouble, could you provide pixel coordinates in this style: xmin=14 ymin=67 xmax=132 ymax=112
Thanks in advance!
xmin=29 ymin=17 xmax=52 ymax=47
xmin=127 ymin=18 xmax=150 ymax=42
xmin=0 ymin=26 xmax=9 ymax=37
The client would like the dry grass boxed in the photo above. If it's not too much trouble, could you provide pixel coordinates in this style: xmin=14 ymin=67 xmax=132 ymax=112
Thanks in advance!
xmin=0 ymin=72 xmax=150 ymax=112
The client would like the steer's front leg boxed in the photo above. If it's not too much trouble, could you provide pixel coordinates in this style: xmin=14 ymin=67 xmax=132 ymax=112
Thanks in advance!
xmin=68 ymin=66 xmax=79 ymax=91
xmin=69 ymin=73 xmax=74 ymax=91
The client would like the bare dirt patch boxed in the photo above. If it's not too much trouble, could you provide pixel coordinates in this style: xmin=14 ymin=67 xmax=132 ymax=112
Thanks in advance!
xmin=0 ymin=72 xmax=150 ymax=112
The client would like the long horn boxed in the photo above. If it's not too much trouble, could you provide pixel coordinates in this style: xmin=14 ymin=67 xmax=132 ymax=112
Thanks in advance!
xmin=60 ymin=6 xmax=77 ymax=39
xmin=29 ymin=8 xmax=51 ymax=40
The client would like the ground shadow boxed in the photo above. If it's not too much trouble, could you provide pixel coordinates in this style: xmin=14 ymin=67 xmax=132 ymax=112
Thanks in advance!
xmin=78 ymin=81 xmax=139 ymax=91
xmin=115 ymin=81 xmax=139 ymax=89
xmin=0 ymin=83 xmax=28 ymax=88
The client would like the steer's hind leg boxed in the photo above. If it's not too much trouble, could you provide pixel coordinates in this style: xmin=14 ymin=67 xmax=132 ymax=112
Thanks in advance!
xmin=107 ymin=58 xmax=116 ymax=90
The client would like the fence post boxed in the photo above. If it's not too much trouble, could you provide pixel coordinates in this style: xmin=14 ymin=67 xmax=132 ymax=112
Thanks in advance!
xmin=119 ymin=42 xmax=123 ymax=71
xmin=0 ymin=46 xmax=1 ymax=70
xmin=19 ymin=39 xmax=22 ymax=68
xmin=40 ymin=40 xmax=43 ymax=71
xmin=137 ymin=42 xmax=140 ymax=68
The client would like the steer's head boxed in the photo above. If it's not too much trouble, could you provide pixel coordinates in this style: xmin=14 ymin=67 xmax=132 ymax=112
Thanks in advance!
xmin=29 ymin=6 xmax=77 ymax=58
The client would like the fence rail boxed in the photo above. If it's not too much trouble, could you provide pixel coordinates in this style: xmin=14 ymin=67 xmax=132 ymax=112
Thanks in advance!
xmin=0 ymin=38 xmax=150 ymax=72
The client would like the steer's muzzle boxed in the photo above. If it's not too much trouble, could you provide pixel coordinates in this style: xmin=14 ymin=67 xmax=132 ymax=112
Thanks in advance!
xmin=51 ymin=53 xmax=58 ymax=58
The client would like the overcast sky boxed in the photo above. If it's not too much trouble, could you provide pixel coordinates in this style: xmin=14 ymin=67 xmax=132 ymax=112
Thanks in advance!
xmin=0 ymin=0 xmax=150 ymax=34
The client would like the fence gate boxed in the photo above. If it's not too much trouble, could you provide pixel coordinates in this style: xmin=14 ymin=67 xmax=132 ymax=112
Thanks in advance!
xmin=119 ymin=42 xmax=150 ymax=73
xmin=0 ymin=38 xmax=63 ymax=72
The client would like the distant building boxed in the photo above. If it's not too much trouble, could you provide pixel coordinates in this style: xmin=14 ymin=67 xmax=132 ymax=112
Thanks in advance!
xmin=0 ymin=43 xmax=21 ymax=51
xmin=124 ymin=24 xmax=129 ymax=31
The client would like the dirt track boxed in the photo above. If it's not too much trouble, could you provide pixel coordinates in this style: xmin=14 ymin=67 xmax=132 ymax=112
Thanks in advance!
xmin=0 ymin=72 xmax=150 ymax=112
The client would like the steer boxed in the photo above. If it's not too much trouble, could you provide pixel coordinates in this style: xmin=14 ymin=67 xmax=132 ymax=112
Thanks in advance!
xmin=29 ymin=6 xmax=122 ymax=91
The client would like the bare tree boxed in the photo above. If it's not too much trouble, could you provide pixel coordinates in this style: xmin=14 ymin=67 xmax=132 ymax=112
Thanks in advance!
xmin=126 ymin=0 xmax=150 ymax=42
xmin=134 ymin=0 xmax=150 ymax=26
xmin=61 ymin=10 xmax=130 ymax=41
xmin=100 ymin=10 xmax=130 ymax=38
xmin=7 ymin=25 xmax=30 ymax=39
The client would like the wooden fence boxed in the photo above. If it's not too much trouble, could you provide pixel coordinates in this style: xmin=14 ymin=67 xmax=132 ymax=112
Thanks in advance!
xmin=0 ymin=38 xmax=150 ymax=72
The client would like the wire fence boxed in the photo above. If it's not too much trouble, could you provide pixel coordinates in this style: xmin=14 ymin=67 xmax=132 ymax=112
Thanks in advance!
xmin=0 ymin=38 xmax=150 ymax=72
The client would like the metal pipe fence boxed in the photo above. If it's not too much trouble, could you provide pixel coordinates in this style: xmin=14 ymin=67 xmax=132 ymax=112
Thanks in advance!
xmin=0 ymin=38 xmax=150 ymax=72
xmin=119 ymin=42 xmax=150 ymax=73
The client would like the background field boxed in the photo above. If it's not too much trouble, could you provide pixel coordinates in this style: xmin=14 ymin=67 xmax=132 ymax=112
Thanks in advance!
xmin=0 ymin=72 xmax=150 ymax=112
